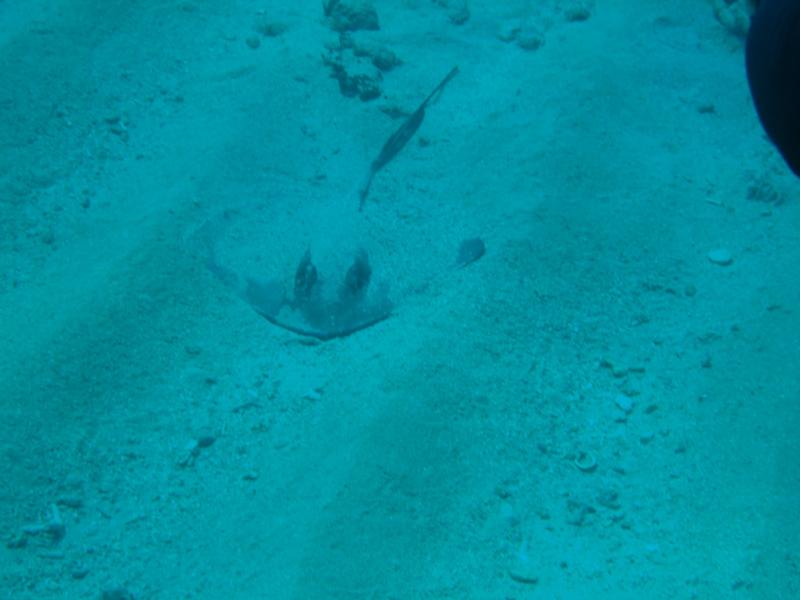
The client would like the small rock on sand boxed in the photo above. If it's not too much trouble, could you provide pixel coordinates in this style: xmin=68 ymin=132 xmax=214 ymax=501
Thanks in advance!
xmin=707 ymin=248 xmax=733 ymax=266
xmin=508 ymin=543 xmax=539 ymax=585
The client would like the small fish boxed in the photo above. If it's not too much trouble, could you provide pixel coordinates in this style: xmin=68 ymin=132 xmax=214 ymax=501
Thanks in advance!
xmin=359 ymin=66 xmax=459 ymax=209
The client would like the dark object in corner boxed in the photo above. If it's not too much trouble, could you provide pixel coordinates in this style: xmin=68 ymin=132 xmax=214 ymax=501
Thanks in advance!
xmin=745 ymin=0 xmax=800 ymax=176
xmin=359 ymin=66 xmax=459 ymax=209
xmin=456 ymin=237 xmax=485 ymax=267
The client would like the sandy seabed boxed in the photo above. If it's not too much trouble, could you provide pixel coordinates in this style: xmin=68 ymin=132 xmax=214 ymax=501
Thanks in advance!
xmin=0 ymin=1 xmax=798 ymax=598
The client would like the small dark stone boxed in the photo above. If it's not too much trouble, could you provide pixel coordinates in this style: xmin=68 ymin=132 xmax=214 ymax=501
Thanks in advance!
xmin=57 ymin=496 xmax=84 ymax=509
xmin=456 ymin=237 xmax=485 ymax=267
xmin=565 ymin=5 xmax=591 ymax=22
xmin=196 ymin=435 xmax=216 ymax=449
xmin=72 ymin=566 xmax=90 ymax=579
xmin=256 ymin=22 xmax=287 ymax=37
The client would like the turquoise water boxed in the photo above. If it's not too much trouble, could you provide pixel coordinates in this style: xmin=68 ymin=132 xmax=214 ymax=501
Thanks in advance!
xmin=1 ymin=1 xmax=798 ymax=598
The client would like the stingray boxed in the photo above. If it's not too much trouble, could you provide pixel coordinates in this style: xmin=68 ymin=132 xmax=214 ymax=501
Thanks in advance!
xmin=196 ymin=216 xmax=393 ymax=341
xmin=745 ymin=0 xmax=800 ymax=176
xmin=193 ymin=215 xmax=487 ymax=341
xmin=359 ymin=66 xmax=459 ymax=209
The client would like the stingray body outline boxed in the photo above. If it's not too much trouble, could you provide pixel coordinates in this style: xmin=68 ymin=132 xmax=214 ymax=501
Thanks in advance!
xmin=196 ymin=215 xmax=393 ymax=341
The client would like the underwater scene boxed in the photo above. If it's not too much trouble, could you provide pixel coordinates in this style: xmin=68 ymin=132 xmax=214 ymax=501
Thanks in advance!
xmin=1 ymin=1 xmax=798 ymax=598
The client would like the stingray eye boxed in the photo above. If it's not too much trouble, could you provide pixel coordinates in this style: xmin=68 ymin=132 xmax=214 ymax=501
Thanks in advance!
xmin=344 ymin=249 xmax=372 ymax=296
xmin=294 ymin=250 xmax=318 ymax=302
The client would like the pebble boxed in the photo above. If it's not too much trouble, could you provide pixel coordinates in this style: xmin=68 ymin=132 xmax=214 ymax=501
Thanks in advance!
xmin=256 ymin=22 xmax=287 ymax=37
xmin=56 ymin=496 xmax=84 ymax=509
xmin=707 ymin=248 xmax=733 ymax=266
xmin=303 ymin=388 xmax=323 ymax=402
xmin=614 ymin=394 xmax=634 ymax=414
xmin=516 ymin=27 xmax=545 ymax=51
xmin=565 ymin=5 xmax=592 ymax=22
xmin=496 ymin=22 xmax=520 ymax=42
xmin=499 ymin=501 xmax=515 ymax=523
xmin=243 ymin=471 xmax=259 ymax=481
xmin=178 ymin=434 xmax=216 ymax=467
xmin=72 ymin=566 xmax=90 ymax=579
xmin=574 ymin=451 xmax=597 ymax=472
xmin=456 ymin=237 xmax=485 ymax=267
xmin=196 ymin=434 xmax=215 ymax=449
xmin=508 ymin=541 xmax=539 ymax=585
